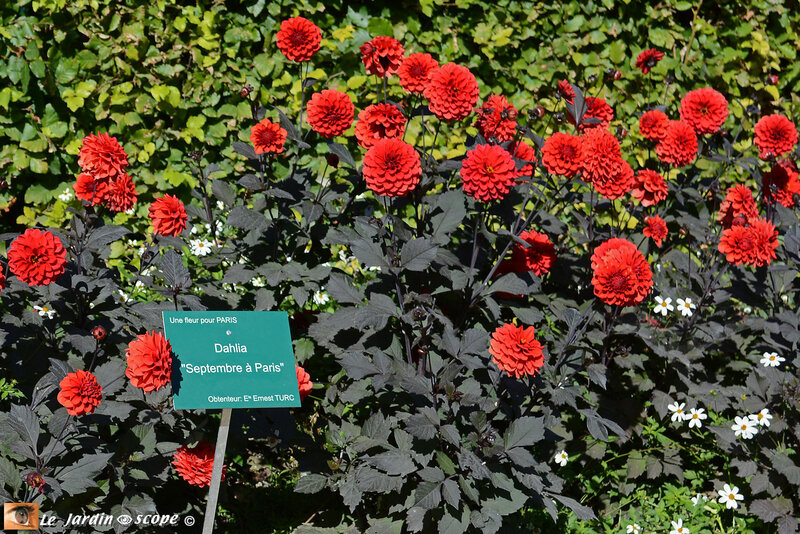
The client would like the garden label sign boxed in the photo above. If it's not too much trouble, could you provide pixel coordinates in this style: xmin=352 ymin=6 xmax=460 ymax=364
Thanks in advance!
xmin=162 ymin=311 xmax=299 ymax=533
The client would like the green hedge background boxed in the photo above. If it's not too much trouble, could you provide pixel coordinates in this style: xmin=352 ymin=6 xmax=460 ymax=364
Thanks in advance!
xmin=1 ymin=0 xmax=797 ymax=233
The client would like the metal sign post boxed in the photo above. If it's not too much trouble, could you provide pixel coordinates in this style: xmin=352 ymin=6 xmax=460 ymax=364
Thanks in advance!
xmin=201 ymin=408 xmax=232 ymax=534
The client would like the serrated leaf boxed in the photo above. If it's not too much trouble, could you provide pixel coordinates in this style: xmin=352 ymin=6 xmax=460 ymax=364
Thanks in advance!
xmin=295 ymin=473 xmax=327 ymax=494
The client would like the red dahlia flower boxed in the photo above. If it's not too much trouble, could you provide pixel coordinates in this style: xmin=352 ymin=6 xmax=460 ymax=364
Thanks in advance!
xmin=73 ymin=172 xmax=109 ymax=206
xmin=631 ymin=169 xmax=668 ymax=206
xmin=296 ymin=365 xmax=313 ymax=400
xmin=754 ymin=114 xmax=798 ymax=159
xmin=360 ymin=36 xmax=405 ymax=78
xmin=306 ymin=89 xmax=354 ymax=138
xmin=250 ymin=119 xmax=287 ymax=154
xmin=149 ymin=194 xmax=187 ymax=237
xmin=104 ymin=173 xmax=137 ymax=213
xmin=508 ymin=230 xmax=557 ymax=277
xmin=355 ymin=103 xmax=407 ymax=149
xmin=8 ymin=229 xmax=67 ymax=286
xmin=423 ymin=63 xmax=480 ymax=121
xmin=57 ymin=369 xmax=102 ymax=416
xmin=643 ymin=215 xmax=668 ymax=247
xmin=126 ymin=331 xmax=173 ymax=392
xmin=591 ymin=238 xmax=653 ymax=307
xmin=717 ymin=184 xmax=758 ymax=228
xmin=572 ymin=96 xmax=613 ymax=132
xmin=655 ymin=120 xmax=697 ymax=167
xmin=475 ymin=94 xmax=518 ymax=142
xmin=581 ymin=128 xmax=632 ymax=198
xmin=593 ymin=159 xmax=634 ymax=200
xmin=639 ymin=110 xmax=669 ymax=142
xmin=460 ymin=144 xmax=517 ymax=202
xmin=78 ymin=133 xmax=129 ymax=179
xmin=557 ymin=79 xmax=575 ymax=103
xmin=489 ymin=323 xmax=545 ymax=378
xmin=635 ymin=49 xmax=664 ymax=75
xmin=0 ymin=271 xmax=5 ymax=295
xmin=363 ymin=138 xmax=421 ymax=197
xmin=542 ymin=132 xmax=583 ymax=177
xmin=172 ymin=441 xmax=225 ymax=488
xmin=507 ymin=141 xmax=537 ymax=178
xmin=679 ymin=87 xmax=728 ymax=135
xmin=398 ymin=53 xmax=439 ymax=94
xmin=276 ymin=17 xmax=321 ymax=62
xmin=762 ymin=162 xmax=800 ymax=207
xmin=718 ymin=217 xmax=778 ymax=267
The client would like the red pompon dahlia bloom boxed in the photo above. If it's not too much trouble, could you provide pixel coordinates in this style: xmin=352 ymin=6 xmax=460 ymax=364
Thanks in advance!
xmin=475 ymin=94 xmax=518 ymax=142
xmin=125 ymin=331 xmax=173 ymax=392
xmin=718 ymin=218 xmax=778 ymax=267
xmin=489 ymin=323 xmax=545 ymax=378
xmin=635 ymin=49 xmax=664 ymax=75
xmin=639 ymin=110 xmax=669 ymax=142
xmin=149 ymin=194 xmax=187 ymax=237
xmin=363 ymin=138 xmax=421 ymax=197
xmin=172 ymin=441 xmax=225 ymax=488
xmin=57 ymin=370 xmax=102 ymax=416
xmin=542 ymin=132 xmax=583 ymax=177
xmin=508 ymin=230 xmax=557 ymax=277
xmin=643 ymin=215 xmax=668 ymax=247
xmin=592 ymin=159 xmax=634 ymax=200
xmin=460 ymin=144 xmax=517 ymax=202
xmin=591 ymin=238 xmax=653 ymax=307
xmin=762 ymin=162 xmax=800 ymax=207
xmin=360 ymin=36 xmax=405 ymax=78
xmin=423 ymin=63 xmax=480 ymax=121
xmin=573 ymin=96 xmax=614 ymax=132
xmin=507 ymin=141 xmax=537 ymax=178
xmin=0 ymin=271 xmax=5 ymax=295
xmin=580 ymin=127 xmax=622 ymax=184
xmin=754 ymin=114 xmax=798 ymax=159
xmin=78 ymin=133 xmax=129 ymax=179
xmin=398 ymin=52 xmax=439 ymax=94
xmin=655 ymin=120 xmax=697 ymax=167
xmin=8 ymin=229 xmax=67 ymax=286
xmin=250 ymin=119 xmax=287 ymax=155
xmin=296 ymin=365 xmax=313 ymax=400
xmin=679 ymin=87 xmax=728 ymax=135
xmin=73 ymin=172 xmax=109 ymax=205
xmin=355 ymin=103 xmax=407 ymax=149
xmin=717 ymin=184 xmax=758 ymax=228
xmin=631 ymin=169 xmax=668 ymax=207
xmin=104 ymin=173 xmax=137 ymax=213
xmin=276 ymin=17 xmax=321 ymax=62
xmin=306 ymin=89 xmax=354 ymax=138
xmin=557 ymin=79 xmax=575 ymax=103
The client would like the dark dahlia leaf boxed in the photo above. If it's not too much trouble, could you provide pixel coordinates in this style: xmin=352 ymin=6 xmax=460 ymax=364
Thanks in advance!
xmin=414 ymin=480 xmax=442 ymax=509
xmin=159 ymin=250 xmax=191 ymax=289
xmin=327 ymin=141 xmax=356 ymax=169
xmin=56 ymin=452 xmax=115 ymax=495
xmin=265 ymin=188 xmax=296 ymax=201
xmin=204 ymin=163 xmax=221 ymax=178
xmin=429 ymin=191 xmax=466 ymax=242
xmin=327 ymin=273 xmax=363 ymax=304
xmin=86 ymin=225 xmax=129 ymax=250
xmin=273 ymin=106 xmax=300 ymax=143
xmin=412 ymin=105 xmax=433 ymax=117
xmin=8 ymin=404 xmax=40 ymax=456
xmin=750 ymin=499 xmax=782 ymax=522
xmin=238 ymin=174 xmax=262 ymax=190
xmin=232 ymin=141 xmax=258 ymax=160
xmin=406 ymin=507 xmax=426 ymax=533
xmin=339 ymin=476 xmax=362 ymax=512
xmin=438 ymin=510 xmax=469 ymax=534
xmin=295 ymin=473 xmax=327 ymax=494
xmin=487 ymin=273 xmax=528 ymax=296
xmin=778 ymin=516 xmax=798 ymax=534
xmin=212 ymin=179 xmax=236 ymax=206
xmin=549 ymin=493 xmax=596 ymax=520
xmin=355 ymin=467 xmax=401 ymax=493
xmin=339 ymin=352 xmax=379 ymax=380
xmin=302 ymin=77 xmax=319 ymax=89
xmin=504 ymin=416 xmax=545 ymax=449
xmin=442 ymin=479 xmax=460 ymax=509
xmin=401 ymin=238 xmax=438 ymax=272
xmin=227 ymin=206 xmax=268 ymax=231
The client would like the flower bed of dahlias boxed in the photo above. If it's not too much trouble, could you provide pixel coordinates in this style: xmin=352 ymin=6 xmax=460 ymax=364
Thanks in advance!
xmin=1 ymin=11 xmax=800 ymax=534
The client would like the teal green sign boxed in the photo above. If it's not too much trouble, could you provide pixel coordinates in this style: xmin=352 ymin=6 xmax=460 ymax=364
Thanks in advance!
xmin=163 ymin=311 xmax=300 ymax=409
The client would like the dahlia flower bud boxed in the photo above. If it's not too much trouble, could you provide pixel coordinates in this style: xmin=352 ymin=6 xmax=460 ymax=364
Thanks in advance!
xmin=26 ymin=472 xmax=46 ymax=494
xmin=326 ymin=153 xmax=339 ymax=168
xmin=92 ymin=326 xmax=106 ymax=340
xmin=506 ymin=109 xmax=518 ymax=120
xmin=766 ymin=74 xmax=779 ymax=85
xmin=613 ymin=70 xmax=623 ymax=81
xmin=239 ymin=84 xmax=253 ymax=98
xmin=0 ymin=179 xmax=7 ymax=191
xmin=553 ymin=112 xmax=565 ymax=123
xmin=616 ymin=126 xmax=628 ymax=139
xmin=531 ymin=106 xmax=545 ymax=119
xmin=587 ymin=74 xmax=598 ymax=84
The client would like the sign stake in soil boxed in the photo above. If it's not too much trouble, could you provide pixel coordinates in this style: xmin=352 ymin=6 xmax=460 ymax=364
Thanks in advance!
xmin=202 ymin=408 xmax=231 ymax=534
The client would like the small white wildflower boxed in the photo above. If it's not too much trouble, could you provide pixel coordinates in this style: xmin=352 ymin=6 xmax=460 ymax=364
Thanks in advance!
xmin=656 ymin=263 xmax=662 ymax=272
xmin=125 ymin=208 xmax=134 ymax=215
xmin=626 ymin=524 xmax=641 ymax=534
xmin=717 ymin=484 xmax=743 ymax=510
xmin=781 ymin=294 xmax=789 ymax=303
xmin=250 ymin=276 xmax=266 ymax=288
xmin=760 ymin=352 xmax=785 ymax=368
xmin=554 ymin=450 xmax=568 ymax=467
xmin=117 ymin=290 xmax=130 ymax=304
xmin=191 ymin=225 xmax=199 ymax=235
xmin=670 ymin=518 xmax=689 ymax=534
xmin=667 ymin=402 xmax=686 ymax=423
xmin=33 ymin=305 xmax=56 ymax=319
xmin=133 ymin=280 xmax=145 ymax=292
xmin=216 ymin=200 xmax=225 ymax=210
xmin=313 ymin=290 xmax=330 ymax=306
xmin=685 ymin=407 xmax=707 ymax=429
xmin=190 ymin=239 xmax=214 ymax=257
xmin=141 ymin=266 xmax=156 ymax=276
xmin=691 ymin=493 xmax=707 ymax=505
xmin=653 ymin=296 xmax=674 ymax=316
xmin=137 ymin=245 xmax=146 ymax=257
xmin=676 ymin=298 xmax=696 ymax=317
xmin=731 ymin=416 xmax=758 ymax=439
xmin=749 ymin=408 xmax=772 ymax=427
xmin=58 ymin=188 xmax=73 ymax=202
xmin=743 ymin=306 xmax=752 ymax=314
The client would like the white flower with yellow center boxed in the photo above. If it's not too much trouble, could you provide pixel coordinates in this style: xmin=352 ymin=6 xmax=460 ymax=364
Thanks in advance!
xmin=653 ymin=296 xmax=674 ymax=316
xmin=33 ymin=305 xmax=56 ymax=319
xmin=760 ymin=352 xmax=784 ymax=367
xmin=669 ymin=518 xmax=689 ymax=534
xmin=717 ymin=484 xmax=743 ymax=509
xmin=58 ymin=188 xmax=73 ymax=202
xmin=313 ymin=290 xmax=330 ymax=306
xmin=685 ymin=407 xmax=707 ymax=428
xmin=731 ymin=416 xmax=758 ymax=439
xmin=667 ymin=402 xmax=686 ymax=422
xmin=626 ymin=524 xmax=641 ymax=534
xmin=117 ymin=290 xmax=130 ymax=303
xmin=749 ymin=408 xmax=772 ymax=427
xmin=554 ymin=450 xmax=568 ymax=467
xmin=676 ymin=298 xmax=696 ymax=317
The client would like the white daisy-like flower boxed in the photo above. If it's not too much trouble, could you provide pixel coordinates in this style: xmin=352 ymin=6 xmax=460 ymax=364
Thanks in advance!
xmin=57 ymin=188 xmax=73 ymax=202
xmin=133 ymin=280 xmax=145 ymax=292
xmin=749 ymin=408 xmax=772 ymax=427
xmin=743 ymin=306 xmax=752 ymax=314
xmin=191 ymin=225 xmax=199 ymax=235
xmin=33 ymin=304 xmax=56 ymax=319
xmin=685 ymin=407 xmax=707 ymax=429
xmin=717 ymin=484 xmax=743 ymax=510
xmin=760 ymin=352 xmax=785 ymax=367
xmin=731 ymin=416 xmax=758 ymax=439
xmin=667 ymin=402 xmax=686 ymax=422
xmin=216 ymin=200 xmax=225 ymax=210
xmin=670 ymin=518 xmax=689 ymax=534
xmin=126 ymin=239 xmax=138 ymax=247
xmin=676 ymin=298 xmax=696 ymax=317
xmin=250 ymin=276 xmax=266 ymax=288
xmin=117 ymin=290 xmax=130 ymax=304
xmin=653 ymin=296 xmax=674 ymax=316
xmin=313 ymin=291 xmax=330 ymax=306
xmin=691 ymin=493 xmax=707 ymax=505
xmin=205 ymin=221 xmax=224 ymax=235
xmin=189 ymin=239 xmax=214 ymax=257
xmin=137 ymin=245 xmax=146 ymax=257
xmin=125 ymin=208 xmax=135 ymax=215
xmin=626 ymin=524 xmax=641 ymax=534
xmin=554 ymin=450 xmax=568 ymax=467
xmin=141 ymin=266 xmax=156 ymax=276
